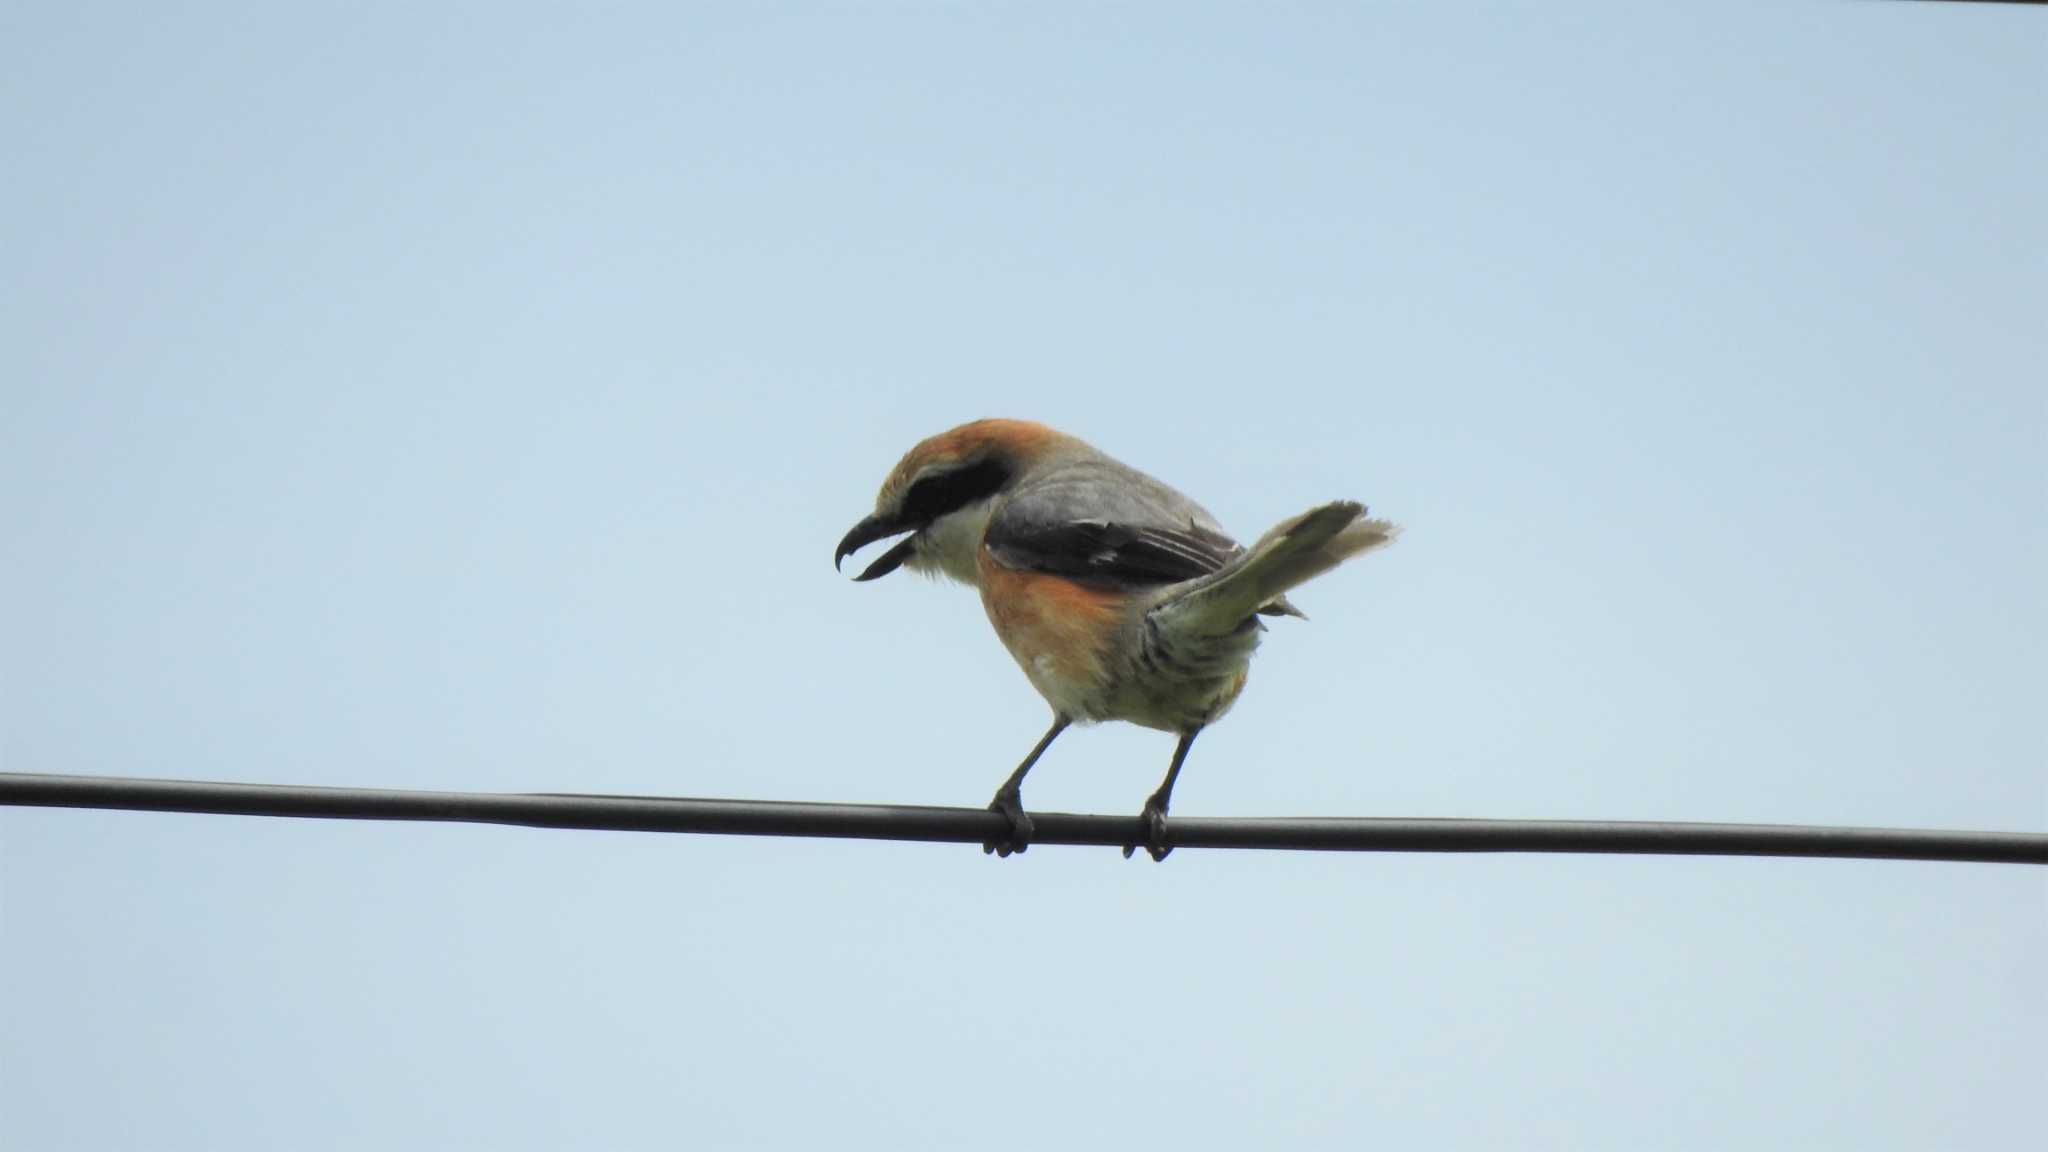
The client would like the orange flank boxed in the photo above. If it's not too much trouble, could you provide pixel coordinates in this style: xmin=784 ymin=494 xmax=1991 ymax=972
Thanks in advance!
xmin=976 ymin=546 xmax=1121 ymax=691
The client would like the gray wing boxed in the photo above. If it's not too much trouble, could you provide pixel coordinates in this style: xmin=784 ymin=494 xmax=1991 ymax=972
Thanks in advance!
xmin=982 ymin=460 xmax=1244 ymax=589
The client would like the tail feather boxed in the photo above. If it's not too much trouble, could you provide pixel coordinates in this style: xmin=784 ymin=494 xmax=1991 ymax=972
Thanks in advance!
xmin=1160 ymin=500 xmax=1397 ymax=635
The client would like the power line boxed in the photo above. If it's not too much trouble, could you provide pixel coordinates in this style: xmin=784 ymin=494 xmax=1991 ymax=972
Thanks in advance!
xmin=3 ymin=771 xmax=2044 ymax=864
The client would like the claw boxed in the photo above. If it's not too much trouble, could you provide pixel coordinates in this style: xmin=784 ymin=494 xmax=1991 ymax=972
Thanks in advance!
xmin=983 ymin=785 xmax=1034 ymax=857
xmin=1122 ymin=796 xmax=1172 ymax=861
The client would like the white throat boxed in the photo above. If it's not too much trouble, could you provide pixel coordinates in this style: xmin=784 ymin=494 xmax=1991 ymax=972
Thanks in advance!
xmin=906 ymin=498 xmax=997 ymax=587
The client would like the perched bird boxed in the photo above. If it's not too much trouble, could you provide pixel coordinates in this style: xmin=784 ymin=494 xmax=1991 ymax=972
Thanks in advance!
xmin=835 ymin=419 xmax=1397 ymax=861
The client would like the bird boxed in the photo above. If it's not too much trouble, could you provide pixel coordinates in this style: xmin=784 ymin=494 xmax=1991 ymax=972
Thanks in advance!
xmin=834 ymin=419 xmax=1397 ymax=861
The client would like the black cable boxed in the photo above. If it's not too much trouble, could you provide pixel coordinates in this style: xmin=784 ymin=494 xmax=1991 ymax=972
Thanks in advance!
xmin=4 ymin=772 xmax=2044 ymax=863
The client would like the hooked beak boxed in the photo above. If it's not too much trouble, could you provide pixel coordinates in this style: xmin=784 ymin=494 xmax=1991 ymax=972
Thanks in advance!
xmin=834 ymin=515 xmax=919 ymax=582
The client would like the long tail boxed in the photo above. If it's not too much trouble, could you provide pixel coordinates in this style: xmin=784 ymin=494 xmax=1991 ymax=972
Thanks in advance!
xmin=1159 ymin=501 xmax=1397 ymax=634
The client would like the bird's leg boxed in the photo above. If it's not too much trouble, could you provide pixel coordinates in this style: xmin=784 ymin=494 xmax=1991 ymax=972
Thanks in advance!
xmin=985 ymin=714 xmax=1070 ymax=858
xmin=1125 ymin=727 xmax=1201 ymax=862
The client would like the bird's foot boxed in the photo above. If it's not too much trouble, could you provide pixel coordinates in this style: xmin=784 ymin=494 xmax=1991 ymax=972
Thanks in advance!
xmin=1122 ymin=794 xmax=1173 ymax=862
xmin=983 ymin=784 xmax=1034 ymax=857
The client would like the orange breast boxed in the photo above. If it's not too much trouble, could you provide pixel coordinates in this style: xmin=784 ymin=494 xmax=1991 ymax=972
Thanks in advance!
xmin=976 ymin=546 xmax=1122 ymax=695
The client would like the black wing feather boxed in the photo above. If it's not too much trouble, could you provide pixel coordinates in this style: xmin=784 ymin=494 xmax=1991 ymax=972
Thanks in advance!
xmin=985 ymin=515 xmax=1242 ymax=588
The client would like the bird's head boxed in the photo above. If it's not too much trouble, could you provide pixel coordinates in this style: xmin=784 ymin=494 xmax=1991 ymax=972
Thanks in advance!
xmin=834 ymin=418 xmax=1071 ymax=586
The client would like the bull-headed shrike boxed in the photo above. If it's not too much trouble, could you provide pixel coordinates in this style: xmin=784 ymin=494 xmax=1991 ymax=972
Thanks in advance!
xmin=836 ymin=419 xmax=1396 ymax=861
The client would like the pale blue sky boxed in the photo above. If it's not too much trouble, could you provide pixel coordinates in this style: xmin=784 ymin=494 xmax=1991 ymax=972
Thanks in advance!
xmin=3 ymin=3 xmax=2043 ymax=1149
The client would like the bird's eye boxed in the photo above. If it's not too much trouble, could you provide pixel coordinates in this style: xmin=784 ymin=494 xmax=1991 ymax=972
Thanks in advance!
xmin=901 ymin=458 xmax=1011 ymax=524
